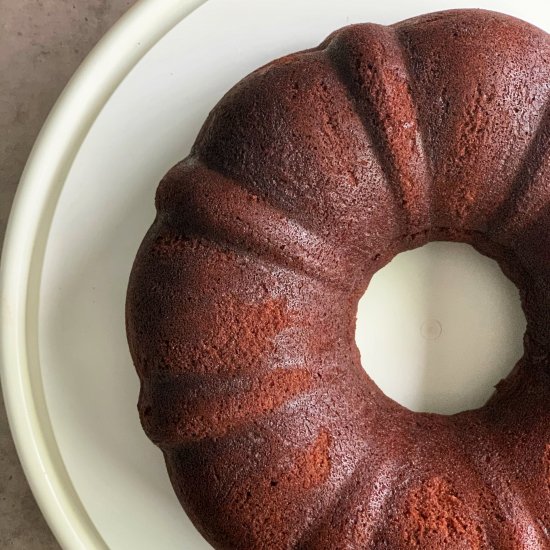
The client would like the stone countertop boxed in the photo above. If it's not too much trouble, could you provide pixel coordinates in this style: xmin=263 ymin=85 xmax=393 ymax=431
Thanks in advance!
xmin=0 ymin=1 xmax=134 ymax=547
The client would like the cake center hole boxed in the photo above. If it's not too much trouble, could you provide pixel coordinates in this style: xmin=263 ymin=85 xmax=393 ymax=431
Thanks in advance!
xmin=355 ymin=241 xmax=526 ymax=415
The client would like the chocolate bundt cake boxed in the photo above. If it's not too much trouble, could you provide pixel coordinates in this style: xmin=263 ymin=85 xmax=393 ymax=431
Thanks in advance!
xmin=126 ymin=9 xmax=550 ymax=549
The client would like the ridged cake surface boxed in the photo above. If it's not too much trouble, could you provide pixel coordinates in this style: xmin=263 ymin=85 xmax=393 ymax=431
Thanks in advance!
xmin=127 ymin=9 xmax=550 ymax=549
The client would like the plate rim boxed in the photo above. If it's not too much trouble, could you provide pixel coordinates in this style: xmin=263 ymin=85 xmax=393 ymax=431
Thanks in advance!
xmin=0 ymin=1 xmax=207 ymax=548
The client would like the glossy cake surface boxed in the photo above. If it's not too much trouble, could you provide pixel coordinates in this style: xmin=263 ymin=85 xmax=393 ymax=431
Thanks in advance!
xmin=127 ymin=10 xmax=550 ymax=549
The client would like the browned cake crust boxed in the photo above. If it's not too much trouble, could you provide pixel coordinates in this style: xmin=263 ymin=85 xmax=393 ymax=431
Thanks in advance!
xmin=126 ymin=9 xmax=550 ymax=549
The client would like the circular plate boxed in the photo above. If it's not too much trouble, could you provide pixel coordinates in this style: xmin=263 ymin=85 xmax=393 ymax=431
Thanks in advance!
xmin=2 ymin=0 xmax=549 ymax=548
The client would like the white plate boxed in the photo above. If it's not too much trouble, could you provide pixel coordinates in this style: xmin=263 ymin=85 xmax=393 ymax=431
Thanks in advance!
xmin=2 ymin=0 xmax=550 ymax=548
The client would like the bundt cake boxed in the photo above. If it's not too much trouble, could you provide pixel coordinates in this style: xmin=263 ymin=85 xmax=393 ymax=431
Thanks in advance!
xmin=126 ymin=9 xmax=550 ymax=549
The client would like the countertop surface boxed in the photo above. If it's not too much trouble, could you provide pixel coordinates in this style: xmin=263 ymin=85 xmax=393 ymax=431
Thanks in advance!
xmin=0 ymin=1 xmax=134 ymax=547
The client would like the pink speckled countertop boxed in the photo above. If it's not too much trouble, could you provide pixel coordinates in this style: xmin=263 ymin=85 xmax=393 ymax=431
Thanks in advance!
xmin=0 ymin=2 xmax=135 ymax=547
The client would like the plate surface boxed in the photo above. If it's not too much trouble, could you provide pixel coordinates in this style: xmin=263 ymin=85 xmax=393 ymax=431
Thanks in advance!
xmin=4 ymin=0 xmax=550 ymax=548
